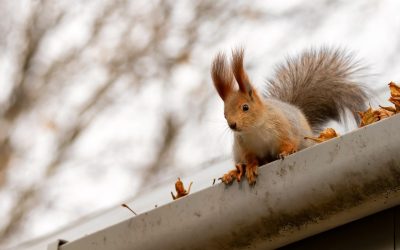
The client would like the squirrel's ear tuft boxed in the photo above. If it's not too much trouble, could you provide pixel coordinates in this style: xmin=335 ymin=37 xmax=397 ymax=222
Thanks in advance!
xmin=232 ymin=48 xmax=253 ymax=95
xmin=211 ymin=52 xmax=234 ymax=101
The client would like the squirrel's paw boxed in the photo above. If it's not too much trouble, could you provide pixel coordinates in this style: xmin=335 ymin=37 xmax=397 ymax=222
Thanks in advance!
xmin=219 ymin=170 xmax=237 ymax=184
xmin=245 ymin=163 xmax=258 ymax=185
xmin=219 ymin=164 xmax=244 ymax=185
xmin=278 ymin=151 xmax=289 ymax=159
xmin=278 ymin=149 xmax=297 ymax=159
xmin=279 ymin=141 xmax=298 ymax=159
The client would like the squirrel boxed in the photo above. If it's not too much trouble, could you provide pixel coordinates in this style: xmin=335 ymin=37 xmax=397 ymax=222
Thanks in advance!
xmin=211 ymin=47 xmax=369 ymax=185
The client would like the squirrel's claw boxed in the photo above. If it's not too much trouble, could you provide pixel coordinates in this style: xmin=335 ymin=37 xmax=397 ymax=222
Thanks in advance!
xmin=219 ymin=171 xmax=235 ymax=184
xmin=279 ymin=142 xmax=298 ymax=160
xmin=278 ymin=152 xmax=288 ymax=160
xmin=278 ymin=149 xmax=297 ymax=160
xmin=220 ymin=163 xmax=257 ymax=186
xmin=235 ymin=163 xmax=245 ymax=182
xmin=245 ymin=163 xmax=258 ymax=185
xmin=219 ymin=165 xmax=244 ymax=185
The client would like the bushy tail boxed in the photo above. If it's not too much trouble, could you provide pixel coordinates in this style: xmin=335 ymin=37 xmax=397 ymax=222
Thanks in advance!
xmin=265 ymin=47 xmax=369 ymax=131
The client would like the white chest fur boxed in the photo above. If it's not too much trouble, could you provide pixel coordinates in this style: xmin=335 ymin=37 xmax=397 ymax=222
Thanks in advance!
xmin=234 ymin=126 xmax=280 ymax=160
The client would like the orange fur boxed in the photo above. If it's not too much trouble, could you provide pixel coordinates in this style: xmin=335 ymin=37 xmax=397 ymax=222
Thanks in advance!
xmin=211 ymin=49 xmax=313 ymax=185
xmin=212 ymin=48 xmax=369 ymax=186
xmin=243 ymin=153 xmax=259 ymax=185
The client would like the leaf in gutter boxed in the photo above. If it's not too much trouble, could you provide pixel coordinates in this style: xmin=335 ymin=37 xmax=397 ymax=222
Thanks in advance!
xmin=377 ymin=106 xmax=396 ymax=118
xmin=358 ymin=105 xmax=395 ymax=127
xmin=358 ymin=106 xmax=380 ymax=127
xmin=388 ymin=82 xmax=400 ymax=112
xmin=304 ymin=128 xmax=338 ymax=143
xmin=171 ymin=177 xmax=193 ymax=200
xmin=389 ymin=81 xmax=400 ymax=97
xmin=379 ymin=105 xmax=397 ymax=113
xmin=389 ymin=97 xmax=400 ymax=111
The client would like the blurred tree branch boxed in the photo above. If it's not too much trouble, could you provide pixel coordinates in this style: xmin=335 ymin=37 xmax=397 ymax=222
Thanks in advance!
xmin=1 ymin=0 xmax=250 ymax=241
xmin=0 ymin=0 xmax=65 ymax=187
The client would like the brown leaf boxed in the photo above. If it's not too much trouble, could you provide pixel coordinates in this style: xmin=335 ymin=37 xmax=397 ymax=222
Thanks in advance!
xmin=388 ymin=81 xmax=400 ymax=97
xmin=377 ymin=106 xmax=395 ymax=118
xmin=358 ymin=105 xmax=395 ymax=127
xmin=388 ymin=82 xmax=400 ymax=112
xmin=389 ymin=97 xmax=400 ymax=111
xmin=304 ymin=128 xmax=339 ymax=143
xmin=171 ymin=178 xmax=192 ymax=200
xmin=379 ymin=105 xmax=397 ymax=113
xmin=358 ymin=106 xmax=379 ymax=127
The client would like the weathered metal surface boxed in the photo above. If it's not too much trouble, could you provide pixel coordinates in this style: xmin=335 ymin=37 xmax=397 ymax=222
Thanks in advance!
xmin=60 ymin=115 xmax=400 ymax=250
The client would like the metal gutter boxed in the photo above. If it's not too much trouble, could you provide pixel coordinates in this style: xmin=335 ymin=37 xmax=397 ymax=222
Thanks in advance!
xmin=56 ymin=115 xmax=400 ymax=250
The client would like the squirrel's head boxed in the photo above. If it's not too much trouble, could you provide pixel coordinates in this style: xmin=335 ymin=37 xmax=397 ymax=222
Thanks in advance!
xmin=211 ymin=49 xmax=264 ymax=133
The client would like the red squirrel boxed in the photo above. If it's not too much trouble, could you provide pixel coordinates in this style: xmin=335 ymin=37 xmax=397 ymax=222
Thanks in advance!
xmin=211 ymin=48 xmax=368 ymax=185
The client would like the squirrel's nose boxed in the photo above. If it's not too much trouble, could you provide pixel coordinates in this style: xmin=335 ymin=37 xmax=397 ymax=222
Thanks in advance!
xmin=228 ymin=122 xmax=237 ymax=130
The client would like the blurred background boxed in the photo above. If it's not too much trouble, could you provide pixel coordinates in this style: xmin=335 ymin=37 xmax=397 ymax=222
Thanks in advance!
xmin=1 ymin=0 xmax=399 ymax=248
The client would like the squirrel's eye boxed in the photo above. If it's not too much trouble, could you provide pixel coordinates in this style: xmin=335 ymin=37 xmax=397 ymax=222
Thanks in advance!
xmin=242 ymin=104 xmax=249 ymax=112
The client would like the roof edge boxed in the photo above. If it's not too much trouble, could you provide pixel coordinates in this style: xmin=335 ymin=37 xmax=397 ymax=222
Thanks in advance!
xmin=59 ymin=115 xmax=400 ymax=250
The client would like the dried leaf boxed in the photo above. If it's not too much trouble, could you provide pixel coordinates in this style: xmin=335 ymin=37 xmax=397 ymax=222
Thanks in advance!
xmin=389 ymin=97 xmax=400 ymax=111
xmin=358 ymin=104 xmax=396 ymax=127
xmin=389 ymin=81 xmax=400 ymax=97
xmin=379 ymin=105 xmax=397 ymax=113
xmin=171 ymin=178 xmax=192 ymax=200
xmin=388 ymin=82 xmax=400 ymax=112
xmin=377 ymin=106 xmax=395 ymax=118
xmin=304 ymin=128 xmax=338 ymax=143
xmin=358 ymin=106 xmax=380 ymax=127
